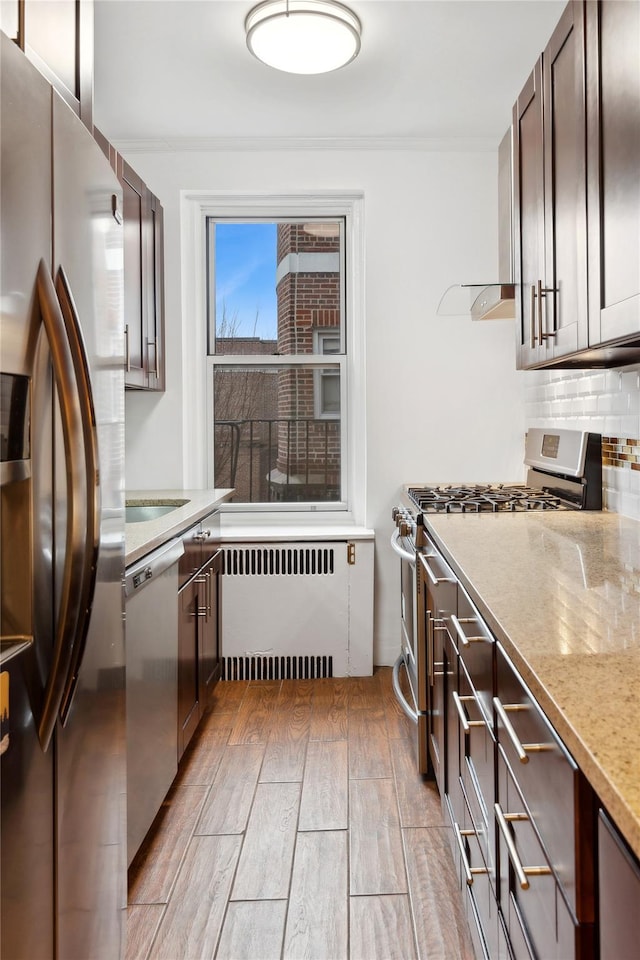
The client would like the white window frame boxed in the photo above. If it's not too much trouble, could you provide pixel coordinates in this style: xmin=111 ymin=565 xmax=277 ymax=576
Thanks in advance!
xmin=180 ymin=191 xmax=366 ymax=525
xmin=313 ymin=329 xmax=341 ymax=420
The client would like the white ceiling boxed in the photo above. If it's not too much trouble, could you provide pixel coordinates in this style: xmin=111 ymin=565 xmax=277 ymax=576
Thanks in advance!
xmin=94 ymin=0 xmax=565 ymax=145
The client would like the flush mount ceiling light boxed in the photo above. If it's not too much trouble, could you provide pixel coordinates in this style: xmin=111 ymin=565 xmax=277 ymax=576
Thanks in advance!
xmin=245 ymin=0 xmax=362 ymax=75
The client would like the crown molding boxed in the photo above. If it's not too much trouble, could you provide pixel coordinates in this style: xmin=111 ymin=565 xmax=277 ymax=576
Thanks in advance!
xmin=111 ymin=136 xmax=498 ymax=154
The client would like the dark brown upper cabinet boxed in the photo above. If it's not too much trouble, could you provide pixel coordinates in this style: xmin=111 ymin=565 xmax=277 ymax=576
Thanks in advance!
xmin=118 ymin=157 xmax=166 ymax=392
xmin=586 ymin=0 xmax=640 ymax=353
xmin=514 ymin=0 xmax=640 ymax=370
xmin=513 ymin=1 xmax=588 ymax=369
xmin=1 ymin=0 xmax=94 ymax=129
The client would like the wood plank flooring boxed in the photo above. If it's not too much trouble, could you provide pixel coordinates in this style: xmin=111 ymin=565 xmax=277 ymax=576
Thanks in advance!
xmin=127 ymin=668 xmax=474 ymax=960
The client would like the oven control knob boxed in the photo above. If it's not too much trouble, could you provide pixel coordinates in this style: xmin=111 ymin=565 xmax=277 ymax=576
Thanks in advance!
xmin=398 ymin=520 xmax=410 ymax=538
xmin=392 ymin=506 xmax=400 ymax=522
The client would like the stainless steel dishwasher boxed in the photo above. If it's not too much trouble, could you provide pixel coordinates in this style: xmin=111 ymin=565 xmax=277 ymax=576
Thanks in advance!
xmin=125 ymin=537 xmax=184 ymax=866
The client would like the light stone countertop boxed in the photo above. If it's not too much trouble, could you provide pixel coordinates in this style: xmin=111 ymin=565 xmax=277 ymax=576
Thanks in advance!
xmin=424 ymin=510 xmax=640 ymax=860
xmin=125 ymin=489 xmax=234 ymax=566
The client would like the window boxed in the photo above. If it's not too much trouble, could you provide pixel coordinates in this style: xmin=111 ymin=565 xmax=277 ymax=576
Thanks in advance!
xmin=207 ymin=217 xmax=348 ymax=508
xmin=314 ymin=330 xmax=340 ymax=419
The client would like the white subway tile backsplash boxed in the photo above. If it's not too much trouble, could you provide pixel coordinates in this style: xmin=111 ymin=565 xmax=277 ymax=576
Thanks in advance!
xmin=524 ymin=363 xmax=640 ymax=521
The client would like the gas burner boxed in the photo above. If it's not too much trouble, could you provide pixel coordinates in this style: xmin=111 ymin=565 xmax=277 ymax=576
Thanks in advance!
xmin=407 ymin=483 xmax=566 ymax=514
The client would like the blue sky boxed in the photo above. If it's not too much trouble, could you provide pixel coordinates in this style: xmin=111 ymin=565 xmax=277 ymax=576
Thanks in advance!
xmin=214 ymin=222 xmax=277 ymax=341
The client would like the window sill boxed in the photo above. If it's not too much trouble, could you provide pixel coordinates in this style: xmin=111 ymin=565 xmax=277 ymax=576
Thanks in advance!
xmin=220 ymin=512 xmax=374 ymax=543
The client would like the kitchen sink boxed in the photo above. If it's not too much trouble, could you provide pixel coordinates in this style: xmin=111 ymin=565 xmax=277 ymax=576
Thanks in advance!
xmin=125 ymin=499 xmax=189 ymax=523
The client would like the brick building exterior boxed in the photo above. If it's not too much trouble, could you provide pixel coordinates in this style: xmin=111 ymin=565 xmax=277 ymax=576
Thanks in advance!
xmin=273 ymin=223 xmax=341 ymax=500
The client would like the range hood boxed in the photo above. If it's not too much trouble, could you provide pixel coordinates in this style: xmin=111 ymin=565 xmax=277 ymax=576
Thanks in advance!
xmin=437 ymin=130 xmax=515 ymax=322
xmin=437 ymin=282 xmax=515 ymax=321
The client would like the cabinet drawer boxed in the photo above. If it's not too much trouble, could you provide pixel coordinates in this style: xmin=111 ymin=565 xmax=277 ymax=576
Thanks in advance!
xmin=497 ymin=753 xmax=559 ymax=960
xmin=459 ymin=664 xmax=496 ymax=871
xmin=495 ymin=643 xmax=581 ymax=914
xmin=179 ymin=511 xmax=220 ymax=587
xmin=453 ymin=586 xmax=494 ymax=722
xmin=466 ymin=885 xmax=491 ymax=960
xmin=507 ymin=883 xmax=585 ymax=960
xmin=460 ymin=797 xmax=496 ymax=960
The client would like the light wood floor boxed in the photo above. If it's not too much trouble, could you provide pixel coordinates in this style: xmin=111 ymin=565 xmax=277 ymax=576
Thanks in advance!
xmin=126 ymin=668 xmax=474 ymax=960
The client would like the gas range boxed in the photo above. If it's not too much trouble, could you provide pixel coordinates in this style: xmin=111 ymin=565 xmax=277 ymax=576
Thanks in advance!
xmin=393 ymin=429 xmax=602 ymax=547
xmin=390 ymin=428 xmax=602 ymax=777
xmin=405 ymin=482 xmax=571 ymax=515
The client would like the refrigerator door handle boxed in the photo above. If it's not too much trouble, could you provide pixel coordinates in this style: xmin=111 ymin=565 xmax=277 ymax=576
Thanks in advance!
xmin=35 ymin=261 xmax=98 ymax=750
xmin=54 ymin=266 xmax=101 ymax=725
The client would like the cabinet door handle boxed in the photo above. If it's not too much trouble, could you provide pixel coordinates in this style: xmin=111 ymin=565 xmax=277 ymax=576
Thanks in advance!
xmin=493 ymin=696 xmax=530 ymax=763
xmin=453 ymin=822 xmax=488 ymax=887
xmin=494 ymin=696 xmax=555 ymax=760
xmin=124 ymin=323 xmax=130 ymax=372
xmin=530 ymin=284 xmax=537 ymax=347
xmin=452 ymin=692 xmax=485 ymax=735
xmin=451 ymin=614 xmax=487 ymax=648
xmin=147 ymin=338 xmax=157 ymax=377
xmin=495 ymin=803 xmax=552 ymax=890
xmin=537 ymin=279 xmax=557 ymax=342
xmin=537 ymin=278 xmax=544 ymax=346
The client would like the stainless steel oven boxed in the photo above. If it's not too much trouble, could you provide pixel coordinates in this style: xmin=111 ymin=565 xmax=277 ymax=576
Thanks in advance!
xmin=390 ymin=509 xmax=429 ymax=773
xmin=391 ymin=428 xmax=602 ymax=775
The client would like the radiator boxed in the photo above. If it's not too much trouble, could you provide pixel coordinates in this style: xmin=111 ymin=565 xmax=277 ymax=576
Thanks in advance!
xmin=220 ymin=539 xmax=374 ymax=678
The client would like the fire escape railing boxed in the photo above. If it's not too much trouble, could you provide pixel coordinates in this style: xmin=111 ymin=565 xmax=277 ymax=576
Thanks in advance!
xmin=215 ymin=418 xmax=339 ymax=502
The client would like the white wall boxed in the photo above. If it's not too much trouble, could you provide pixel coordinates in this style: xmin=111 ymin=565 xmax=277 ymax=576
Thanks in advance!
xmin=123 ymin=145 xmax=526 ymax=666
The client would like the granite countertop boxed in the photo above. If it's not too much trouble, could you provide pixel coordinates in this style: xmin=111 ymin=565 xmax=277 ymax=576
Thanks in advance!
xmin=125 ymin=489 xmax=234 ymax=566
xmin=424 ymin=510 xmax=640 ymax=860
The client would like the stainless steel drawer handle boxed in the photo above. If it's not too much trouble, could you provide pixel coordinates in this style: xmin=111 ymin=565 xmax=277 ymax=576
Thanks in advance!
xmin=453 ymin=822 xmax=488 ymax=887
xmin=453 ymin=692 xmax=485 ymax=735
xmin=493 ymin=697 xmax=529 ymax=763
xmin=495 ymin=803 xmax=552 ymax=891
xmin=419 ymin=554 xmax=456 ymax=587
xmin=493 ymin=697 xmax=554 ymax=762
xmin=451 ymin=614 xmax=488 ymax=648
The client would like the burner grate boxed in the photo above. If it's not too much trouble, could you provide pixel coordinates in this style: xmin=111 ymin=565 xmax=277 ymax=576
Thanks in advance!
xmin=407 ymin=484 xmax=566 ymax=514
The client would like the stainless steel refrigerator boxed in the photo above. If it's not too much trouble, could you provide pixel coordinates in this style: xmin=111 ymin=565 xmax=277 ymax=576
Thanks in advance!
xmin=1 ymin=32 xmax=126 ymax=959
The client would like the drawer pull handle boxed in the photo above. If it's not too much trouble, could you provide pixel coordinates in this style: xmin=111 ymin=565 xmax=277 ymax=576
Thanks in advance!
xmin=453 ymin=692 xmax=485 ymax=735
xmin=495 ymin=803 xmax=552 ymax=891
xmin=451 ymin=614 xmax=488 ymax=648
xmin=420 ymin=554 xmax=456 ymax=587
xmin=453 ymin=823 xmax=489 ymax=886
xmin=493 ymin=697 xmax=529 ymax=763
xmin=493 ymin=698 xmax=555 ymax=761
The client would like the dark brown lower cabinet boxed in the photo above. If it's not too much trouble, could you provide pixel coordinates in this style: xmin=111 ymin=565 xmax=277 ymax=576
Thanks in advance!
xmin=198 ymin=550 xmax=222 ymax=706
xmin=177 ymin=528 xmax=221 ymax=762
xmin=597 ymin=809 xmax=640 ymax=960
xmin=428 ymin=546 xmax=601 ymax=960
xmin=178 ymin=575 xmax=201 ymax=761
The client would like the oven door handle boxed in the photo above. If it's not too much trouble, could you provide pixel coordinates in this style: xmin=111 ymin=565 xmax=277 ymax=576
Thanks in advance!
xmin=392 ymin=654 xmax=418 ymax=723
xmin=390 ymin=529 xmax=415 ymax=565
